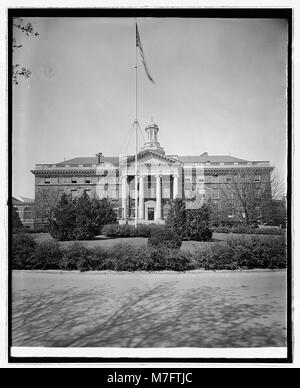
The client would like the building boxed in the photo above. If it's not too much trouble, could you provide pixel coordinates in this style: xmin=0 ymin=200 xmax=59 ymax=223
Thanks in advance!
xmin=12 ymin=196 xmax=35 ymax=229
xmin=31 ymin=122 xmax=274 ymax=224
xmin=268 ymin=197 xmax=287 ymax=228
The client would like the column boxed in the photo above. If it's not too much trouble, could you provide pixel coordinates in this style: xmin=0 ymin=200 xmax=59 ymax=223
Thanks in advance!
xmin=139 ymin=175 xmax=144 ymax=220
xmin=155 ymin=175 xmax=161 ymax=220
xmin=173 ymin=174 xmax=179 ymax=199
xmin=121 ymin=175 xmax=128 ymax=219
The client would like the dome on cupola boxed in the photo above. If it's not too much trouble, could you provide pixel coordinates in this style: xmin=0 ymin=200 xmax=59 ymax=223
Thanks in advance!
xmin=140 ymin=120 xmax=165 ymax=154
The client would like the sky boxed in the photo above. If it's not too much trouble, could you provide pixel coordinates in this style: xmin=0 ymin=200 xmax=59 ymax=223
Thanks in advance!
xmin=12 ymin=17 xmax=288 ymax=198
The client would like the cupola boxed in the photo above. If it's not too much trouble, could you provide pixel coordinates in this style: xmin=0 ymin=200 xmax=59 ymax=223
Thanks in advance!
xmin=140 ymin=119 xmax=165 ymax=154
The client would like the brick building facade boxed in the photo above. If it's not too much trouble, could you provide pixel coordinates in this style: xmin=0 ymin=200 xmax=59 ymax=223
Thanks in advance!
xmin=31 ymin=122 xmax=274 ymax=224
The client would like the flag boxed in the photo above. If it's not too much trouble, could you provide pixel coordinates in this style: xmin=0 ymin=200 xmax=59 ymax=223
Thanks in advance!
xmin=136 ymin=23 xmax=155 ymax=84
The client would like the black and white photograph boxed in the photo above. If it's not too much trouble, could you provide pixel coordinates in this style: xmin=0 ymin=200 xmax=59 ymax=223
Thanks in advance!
xmin=6 ymin=7 xmax=293 ymax=365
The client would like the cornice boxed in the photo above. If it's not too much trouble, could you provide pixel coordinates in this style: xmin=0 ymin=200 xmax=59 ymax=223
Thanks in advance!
xmin=204 ymin=166 xmax=273 ymax=174
xmin=31 ymin=169 xmax=96 ymax=176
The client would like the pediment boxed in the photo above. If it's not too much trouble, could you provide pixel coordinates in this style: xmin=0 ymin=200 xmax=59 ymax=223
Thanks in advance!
xmin=126 ymin=150 xmax=178 ymax=165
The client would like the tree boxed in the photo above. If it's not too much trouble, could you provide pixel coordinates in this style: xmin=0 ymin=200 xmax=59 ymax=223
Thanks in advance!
xmin=48 ymin=193 xmax=77 ymax=241
xmin=260 ymin=170 xmax=287 ymax=226
xmin=92 ymin=197 xmax=117 ymax=233
xmin=34 ymin=187 xmax=62 ymax=224
xmin=12 ymin=17 xmax=39 ymax=85
xmin=165 ymin=198 xmax=186 ymax=238
xmin=48 ymin=193 xmax=117 ymax=241
xmin=12 ymin=205 xmax=24 ymax=233
xmin=216 ymin=169 xmax=276 ymax=226
xmin=185 ymin=203 xmax=213 ymax=241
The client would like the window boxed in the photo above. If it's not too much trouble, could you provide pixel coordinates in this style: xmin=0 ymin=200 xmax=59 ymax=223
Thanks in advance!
xmin=84 ymin=189 xmax=92 ymax=197
xmin=212 ymin=189 xmax=219 ymax=199
xmin=85 ymin=177 xmax=91 ymax=184
xmin=104 ymin=183 xmax=108 ymax=191
xmin=44 ymin=178 xmax=51 ymax=184
xmin=163 ymin=205 xmax=171 ymax=219
xmin=192 ymin=168 xmax=196 ymax=179
xmin=24 ymin=208 xmax=32 ymax=220
xmin=71 ymin=178 xmax=77 ymax=184
xmin=212 ymin=175 xmax=219 ymax=182
xmin=71 ymin=190 xmax=77 ymax=199
xmin=254 ymin=175 xmax=260 ymax=182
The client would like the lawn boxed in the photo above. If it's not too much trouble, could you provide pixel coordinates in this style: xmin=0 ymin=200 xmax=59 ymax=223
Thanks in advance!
xmin=31 ymin=232 xmax=284 ymax=252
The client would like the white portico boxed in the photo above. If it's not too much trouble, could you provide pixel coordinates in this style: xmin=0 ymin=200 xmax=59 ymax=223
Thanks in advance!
xmin=119 ymin=122 xmax=181 ymax=222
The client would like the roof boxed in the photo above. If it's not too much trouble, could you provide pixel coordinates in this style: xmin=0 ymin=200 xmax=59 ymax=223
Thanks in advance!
xmin=12 ymin=196 xmax=34 ymax=204
xmin=39 ymin=154 xmax=269 ymax=168
xmin=177 ymin=155 xmax=249 ymax=163
xmin=57 ymin=157 xmax=119 ymax=166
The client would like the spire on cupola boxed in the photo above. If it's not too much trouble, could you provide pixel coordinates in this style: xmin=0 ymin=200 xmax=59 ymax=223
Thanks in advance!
xmin=140 ymin=118 xmax=165 ymax=154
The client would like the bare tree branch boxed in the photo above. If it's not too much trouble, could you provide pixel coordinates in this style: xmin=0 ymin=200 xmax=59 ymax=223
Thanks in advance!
xmin=12 ymin=17 xmax=39 ymax=85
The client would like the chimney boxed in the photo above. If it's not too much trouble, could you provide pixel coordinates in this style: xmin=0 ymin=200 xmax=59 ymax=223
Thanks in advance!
xmin=96 ymin=152 xmax=102 ymax=164
xmin=201 ymin=152 xmax=208 ymax=156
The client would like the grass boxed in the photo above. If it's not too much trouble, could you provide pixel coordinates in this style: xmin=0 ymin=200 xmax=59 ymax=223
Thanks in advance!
xmin=31 ymin=232 xmax=283 ymax=253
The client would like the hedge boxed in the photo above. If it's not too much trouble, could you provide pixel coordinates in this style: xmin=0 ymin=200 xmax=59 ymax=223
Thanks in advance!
xmin=12 ymin=234 xmax=37 ymax=269
xmin=102 ymin=224 xmax=165 ymax=238
xmin=12 ymin=235 xmax=287 ymax=271
xmin=148 ymin=226 xmax=182 ymax=249
xmin=212 ymin=226 xmax=283 ymax=235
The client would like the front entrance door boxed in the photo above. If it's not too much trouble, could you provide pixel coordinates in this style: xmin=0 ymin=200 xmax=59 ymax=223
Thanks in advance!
xmin=148 ymin=207 xmax=155 ymax=221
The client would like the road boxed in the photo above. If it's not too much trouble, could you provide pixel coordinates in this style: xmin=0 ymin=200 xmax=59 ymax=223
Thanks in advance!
xmin=12 ymin=270 xmax=286 ymax=348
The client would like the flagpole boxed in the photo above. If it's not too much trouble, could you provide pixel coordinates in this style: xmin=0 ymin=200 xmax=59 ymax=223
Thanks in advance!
xmin=134 ymin=21 xmax=138 ymax=228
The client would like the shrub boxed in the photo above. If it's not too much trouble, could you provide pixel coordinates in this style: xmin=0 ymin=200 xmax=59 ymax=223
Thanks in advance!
xmin=185 ymin=206 xmax=213 ymax=242
xmin=12 ymin=233 xmax=37 ymax=269
xmin=86 ymin=247 xmax=109 ymax=271
xmin=104 ymin=244 xmax=193 ymax=272
xmin=191 ymin=235 xmax=287 ymax=270
xmin=212 ymin=226 xmax=283 ymax=235
xmin=102 ymin=224 xmax=119 ymax=237
xmin=48 ymin=193 xmax=77 ymax=241
xmin=148 ymin=226 xmax=182 ymax=249
xmin=135 ymin=224 xmax=153 ymax=237
xmin=60 ymin=242 xmax=93 ymax=271
xmin=102 ymin=223 xmax=163 ymax=238
xmin=12 ymin=206 xmax=24 ymax=234
xmin=230 ymin=235 xmax=287 ymax=269
xmin=101 ymin=224 xmax=137 ymax=238
xmin=193 ymin=243 xmax=238 ymax=270
xmin=27 ymin=226 xmax=49 ymax=233
xmin=33 ymin=240 xmax=63 ymax=269
xmin=12 ymin=232 xmax=287 ymax=271
xmin=163 ymin=249 xmax=195 ymax=271
xmin=49 ymin=193 xmax=117 ymax=241
xmin=92 ymin=197 xmax=117 ymax=234
xmin=165 ymin=198 xmax=186 ymax=238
